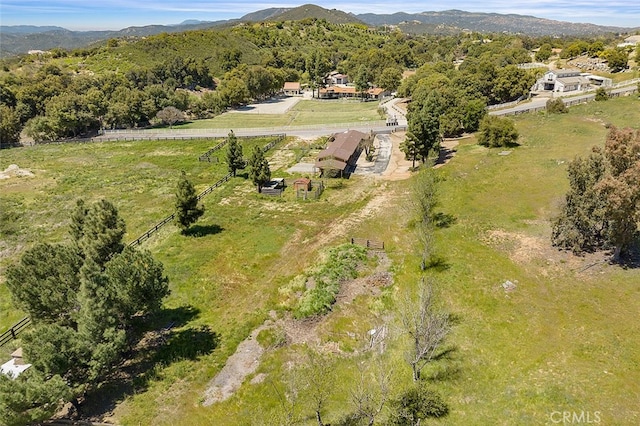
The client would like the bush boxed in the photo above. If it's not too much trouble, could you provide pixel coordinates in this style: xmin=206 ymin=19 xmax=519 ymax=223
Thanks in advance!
xmin=546 ymin=98 xmax=567 ymax=114
xmin=595 ymin=87 xmax=609 ymax=101
xmin=295 ymin=244 xmax=368 ymax=318
xmin=477 ymin=115 xmax=519 ymax=148
xmin=389 ymin=383 xmax=449 ymax=424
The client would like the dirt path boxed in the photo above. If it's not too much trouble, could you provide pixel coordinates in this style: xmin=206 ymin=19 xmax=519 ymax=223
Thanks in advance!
xmin=201 ymin=250 xmax=393 ymax=406
xmin=201 ymin=326 xmax=267 ymax=406
xmin=201 ymin=131 xmax=457 ymax=407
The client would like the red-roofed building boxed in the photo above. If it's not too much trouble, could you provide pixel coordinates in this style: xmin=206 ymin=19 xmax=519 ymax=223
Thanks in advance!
xmin=282 ymin=82 xmax=302 ymax=96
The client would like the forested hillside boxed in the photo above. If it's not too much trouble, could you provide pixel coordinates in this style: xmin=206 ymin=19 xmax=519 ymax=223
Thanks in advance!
xmin=0 ymin=16 xmax=636 ymax=147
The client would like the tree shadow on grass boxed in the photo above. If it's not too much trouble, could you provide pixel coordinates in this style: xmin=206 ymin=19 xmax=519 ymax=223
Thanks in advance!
xmin=77 ymin=306 xmax=219 ymax=421
xmin=619 ymin=239 xmax=640 ymax=269
xmin=433 ymin=212 xmax=457 ymax=229
xmin=424 ymin=345 xmax=461 ymax=382
xmin=184 ymin=224 xmax=224 ymax=237
xmin=423 ymin=255 xmax=450 ymax=272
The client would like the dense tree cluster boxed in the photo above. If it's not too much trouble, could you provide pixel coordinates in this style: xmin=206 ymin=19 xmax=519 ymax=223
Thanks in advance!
xmin=0 ymin=20 xmax=431 ymax=144
xmin=552 ymin=127 xmax=640 ymax=261
xmin=0 ymin=19 xmax=631 ymax=148
xmin=1 ymin=199 xmax=170 ymax=425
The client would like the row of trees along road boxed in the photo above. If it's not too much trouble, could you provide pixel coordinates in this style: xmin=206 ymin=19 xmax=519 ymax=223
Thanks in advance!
xmin=0 ymin=199 xmax=170 ymax=425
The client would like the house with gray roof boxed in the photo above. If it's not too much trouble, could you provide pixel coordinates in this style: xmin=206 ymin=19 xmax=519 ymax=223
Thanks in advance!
xmin=532 ymin=69 xmax=591 ymax=93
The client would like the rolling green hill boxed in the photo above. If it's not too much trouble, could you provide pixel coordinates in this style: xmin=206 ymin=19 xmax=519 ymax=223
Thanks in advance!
xmin=264 ymin=4 xmax=365 ymax=25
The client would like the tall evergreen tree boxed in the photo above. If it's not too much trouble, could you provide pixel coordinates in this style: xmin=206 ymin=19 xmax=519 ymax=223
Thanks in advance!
xmin=248 ymin=146 xmax=271 ymax=193
xmin=69 ymin=199 xmax=88 ymax=246
xmin=104 ymin=247 xmax=170 ymax=322
xmin=79 ymin=199 xmax=126 ymax=268
xmin=175 ymin=171 xmax=205 ymax=232
xmin=5 ymin=243 xmax=82 ymax=325
xmin=2 ymin=198 xmax=170 ymax=423
xmin=0 ymin=371 xmax=72 ymax=426
xmin=226 ymin=130 xmax=244 ymax=177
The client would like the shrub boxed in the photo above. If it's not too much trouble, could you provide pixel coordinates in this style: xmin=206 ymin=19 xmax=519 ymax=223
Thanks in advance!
xmin=295 ymin=244 xmax=368 ymax=318
xmin=389 ymin=383 xmax=449 ymax=424
xmin=256 ymin=327 xmax=287 ymax=349
xmin=546 ymin=98 xmax=567 ymax=114
xmin=595 ymin=87 xmax=609 ymax=101
xmin=477 ymin=115 xmax=519 ymax=148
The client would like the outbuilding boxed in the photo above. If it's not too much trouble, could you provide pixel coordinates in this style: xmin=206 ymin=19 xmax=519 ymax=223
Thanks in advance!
xmin=1 ymin=348 xmax=31 ymax=379
xmin=315 ymin=130 xmax=368 ymax=177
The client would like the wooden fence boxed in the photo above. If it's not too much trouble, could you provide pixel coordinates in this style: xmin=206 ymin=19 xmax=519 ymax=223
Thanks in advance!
xmin=199 ymin=139 xmax=229 ymax=162
xmin=0 ymin=317 xmax=31 ymax=347
xmin=128 ymin=135 xmax=284 ymax=248
xmin=350 ymin=238 xmax=385 ymax=250
xmin=296 ymin=180 xmax=325 ymax=200
xmin=0 ymin=136 xmax=286 ymax=348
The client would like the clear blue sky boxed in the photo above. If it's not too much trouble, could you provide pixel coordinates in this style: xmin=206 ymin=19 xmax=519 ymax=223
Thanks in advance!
xmin=1 ymin=1 xmax=639 ymax=31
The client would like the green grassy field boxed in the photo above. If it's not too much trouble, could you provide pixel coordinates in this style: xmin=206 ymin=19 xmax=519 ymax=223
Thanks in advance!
xmin=0 ymin=96 xmax=639 ymax=425
xmin=428 ymin=97 xmax=640 ymax=425
xmin=176 ymin=98 xmax=383 ymax=129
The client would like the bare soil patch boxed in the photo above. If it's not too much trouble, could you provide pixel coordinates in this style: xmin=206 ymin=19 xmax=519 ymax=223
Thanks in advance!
xmin=202 ymin=326 xmax=266 ymax=406
xmin=0 ymin=164 xmax=34 ymax=179
xmin=201 ymin=250 xmax=393 ymax=405
xmin=482 ymin=228 xmax=613 ymax=276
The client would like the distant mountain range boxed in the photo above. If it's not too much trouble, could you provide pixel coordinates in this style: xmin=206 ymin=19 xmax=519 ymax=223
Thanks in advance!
xmin=1 ymin=4 xmax=637 ymax=57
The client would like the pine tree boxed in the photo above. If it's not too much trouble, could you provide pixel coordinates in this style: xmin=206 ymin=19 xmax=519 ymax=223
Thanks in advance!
xmin=0 ymin=370 xmax=72 ymax=426
xmin=79 ymin=199 xmax=126 ymax=268
xmin=104 ymin=247 xmax=170 ymax=322
xmin=175 ymin=171 xmax=205 ymax=232
xmin=69 ymin=199 xmax=88 ymax=249
xmin=5 ymin=243 xmax=82 ymax=324
xmin=226 ymin=130 xmax=244 ymax=176
xmin=248 ymin=146 xmax=271 ymax=192
xmin=3 ymin=198 xmax=171 ymax=423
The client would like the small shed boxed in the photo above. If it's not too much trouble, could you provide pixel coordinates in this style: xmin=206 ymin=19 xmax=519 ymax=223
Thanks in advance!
xmin=1 ymin=348 xmax=31 ymax=379
xmin=293 ymin=177 xmax=312 ymax=191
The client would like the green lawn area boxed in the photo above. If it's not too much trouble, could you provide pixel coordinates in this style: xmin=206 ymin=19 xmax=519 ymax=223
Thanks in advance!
xmin=427 ymin=97 xmax=640 ymax=425
xmin=1 ymin=96 xmax=639 ymax=425
xmin=0 ymin=137 xmax=270 ymax=331
xmin=176 ymin=98 xmax=383 ymax=129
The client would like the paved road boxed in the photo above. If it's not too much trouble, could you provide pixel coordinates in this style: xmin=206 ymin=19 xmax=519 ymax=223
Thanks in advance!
xmin=490 ymin=82 xmax=638 ymax=116
xmin=95 ymin=96 xmax=408 ymax=142
xmin=353 ymin=133 xmax=392 ymax=176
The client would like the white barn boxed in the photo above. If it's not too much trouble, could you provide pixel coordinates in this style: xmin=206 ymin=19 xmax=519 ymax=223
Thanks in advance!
xmin=532 ymin=69 xmax=590 ymax=93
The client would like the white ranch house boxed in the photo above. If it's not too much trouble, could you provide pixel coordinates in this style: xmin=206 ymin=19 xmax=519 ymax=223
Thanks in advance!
xmin=532 ymin=69 xmax=591 ymax=93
